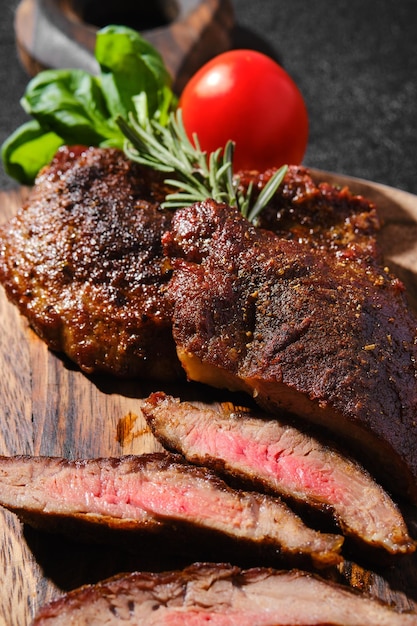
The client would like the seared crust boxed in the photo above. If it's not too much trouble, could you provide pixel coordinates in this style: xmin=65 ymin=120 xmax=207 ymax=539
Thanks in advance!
xmin=0 ymin=146 xmax=182 ymax=379
xmin=163 ymin=199 xmax=417 ymax=504
xmin=239 ymin=165 xmax=381 ymax=256
xmin=0 ymin=155 xmax=387 ymax=383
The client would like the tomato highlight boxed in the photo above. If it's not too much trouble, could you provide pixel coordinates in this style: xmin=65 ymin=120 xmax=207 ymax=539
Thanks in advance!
xmin=179 ymin=49 xmax=309 ymax=172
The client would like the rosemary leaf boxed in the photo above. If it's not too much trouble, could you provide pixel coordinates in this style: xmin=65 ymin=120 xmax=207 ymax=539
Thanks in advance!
xmin=247 ymin=165 xmax=288 ymax=223
xmin=117 ymin=110 xmax=287 ymax=222
xmin=164 ymin=178 xmax=209 ymax=197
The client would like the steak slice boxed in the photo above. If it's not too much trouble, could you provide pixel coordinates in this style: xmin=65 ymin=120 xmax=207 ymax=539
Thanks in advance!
xmin=162 ymin=199 xmax=417 ymax=504
xmin=32 ymin=562 xmax=417 ymax=625
xmin=141 ymin=392 xmax=415 ymax=555
xmin=0 ymin=145 xmax=182 ymax=380
xmin=0 ymin=453 xmax=343 ymax=568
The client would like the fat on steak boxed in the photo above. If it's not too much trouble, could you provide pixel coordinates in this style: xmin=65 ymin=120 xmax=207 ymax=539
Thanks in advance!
xmin=141 ymin=392 xmax=415 ymax=555
xmin=162 ymin=199 xmax=417 ymax=505
xmin=0 ymin=453 xmax=343 ymax=568
xmin=0 ymin=145 xmax=182 ymax=380
xmin=32 ymin=562 xmax=417 ymax=625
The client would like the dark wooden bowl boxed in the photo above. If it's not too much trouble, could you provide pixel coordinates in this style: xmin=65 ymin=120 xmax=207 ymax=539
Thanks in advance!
xmin=14 ymin=0 xmax=235 ymax=92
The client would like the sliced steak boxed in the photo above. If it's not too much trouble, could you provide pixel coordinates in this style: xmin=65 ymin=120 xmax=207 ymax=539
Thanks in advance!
xmin=142 ymin=392 xmax=415 ymax=555
xmin=0 ymin=453 xmax=343 ymax=568
xmin=0 ymin=145 xmax=181 ymax=380
xmin=162 ymin=199 xmax=417 ymax=504
xmin=32 ymin=562 xmax=417 ymax=625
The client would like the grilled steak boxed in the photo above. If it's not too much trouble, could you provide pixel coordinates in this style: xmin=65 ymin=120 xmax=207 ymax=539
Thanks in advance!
xmin=0 ymin=154 xmax=382 ymax=381
xmin=0 ymin=148 xmax=388 ymax=381
xmin=0 ymin=145 xmax=181 ymax=380
xmin=0 ymin=453 xmax=343 ymax=568
xmin=32 ymin=562 xmax=417 ymax=625
xmin=142 ymin=392 xmax=415 ymax=555
xmin=162 ymin=199 xmax=417 ymax=504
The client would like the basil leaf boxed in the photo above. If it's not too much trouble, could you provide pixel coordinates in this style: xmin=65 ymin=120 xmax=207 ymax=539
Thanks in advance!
xmin=1 ymin=120 xmax=64 ymax=185
xmin=95 ymin=25 xmax=173 ymax=120
xmin=132 ymin=86 xmax=176 ymax=128
xmin=21 ymin=69 xmax=121 ymax=146
xmin=1 ymin=25 xmax=176 ymax=184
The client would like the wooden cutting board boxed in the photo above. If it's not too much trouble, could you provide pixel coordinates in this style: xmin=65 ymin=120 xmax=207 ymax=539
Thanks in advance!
xmin=1 ymin=174 xmax=417 ymax=624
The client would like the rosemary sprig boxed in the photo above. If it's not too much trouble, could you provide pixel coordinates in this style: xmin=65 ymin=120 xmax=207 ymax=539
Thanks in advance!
xmin=116 ymin=110 xmax=287 ymax=221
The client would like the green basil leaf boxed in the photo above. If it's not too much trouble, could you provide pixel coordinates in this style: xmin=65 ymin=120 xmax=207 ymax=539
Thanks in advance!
xmin=1 ymin=120 xmax=64 ymax=185
xmin=21 ymin=69 xmax=121 ymax=146
xmin=1 ymin=25 xmax=177 ymax=184
xmin=95 ymin=25 xmax=173 ymax=120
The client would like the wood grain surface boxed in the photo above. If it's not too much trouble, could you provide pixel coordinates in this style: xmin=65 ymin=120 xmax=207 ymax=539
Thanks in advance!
xmin=14 ymin=0 xmax=235 ymax=93
xmin=1 ymin=176 xmax=417 ymax=624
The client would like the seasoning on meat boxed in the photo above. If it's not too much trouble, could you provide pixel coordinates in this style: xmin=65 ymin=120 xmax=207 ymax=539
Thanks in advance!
xmin=0 ymin=155 xmax=386 ymax=383
xmin=0 ymin=453 xmax=343 ymax=568
xmin=240 ymin=165 xmax=381 ymax=256
xmin=0 ymin=145 xmax=181 ymax=380
xmin=162 ymin=199 xmax=417 ymax=504
xmin=142 ymin=392 xmax=415 ymax=555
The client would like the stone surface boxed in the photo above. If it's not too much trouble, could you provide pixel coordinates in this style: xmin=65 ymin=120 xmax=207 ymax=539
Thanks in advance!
xmin=1 ymin=0 xmax=416 ymax=193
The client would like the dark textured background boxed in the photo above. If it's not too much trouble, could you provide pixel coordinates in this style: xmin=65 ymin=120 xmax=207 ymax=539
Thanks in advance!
xmin=1 ymin=0 xmax=416 ymax=193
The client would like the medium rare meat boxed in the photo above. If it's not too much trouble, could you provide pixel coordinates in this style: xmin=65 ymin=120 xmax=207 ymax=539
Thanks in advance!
xmin=0 ymin=145 xmax=181 ymax=380
xmin=162 ymin=199 xmax=417 ymax=504
xmin=142 ymin=392 xmax=415 ymax=555
xmin=32 ymin=562 xmax=417 ymax=625
xmin=0 ymin=453 xmax=343 ymax=568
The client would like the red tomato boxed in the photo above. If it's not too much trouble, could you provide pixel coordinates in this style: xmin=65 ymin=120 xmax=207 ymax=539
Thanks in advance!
xmin=179 ymin=50 xmax=309 ymax=172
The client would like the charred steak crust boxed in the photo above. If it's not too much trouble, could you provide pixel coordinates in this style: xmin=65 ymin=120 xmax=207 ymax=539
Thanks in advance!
xmin=239 ymin=165 xmax=381 ymax=256
xmin=0 ymin=453 xmax=343 ymax=568
xmin=0 ymin=146 xmax=182 ymax=380
xmin=32 ymin=562 xmax=417 ymax=625
xmin=0 ymin=151 xmax=393 ymax=383
xmin=162 ymin=199 xmax=417 ymax=504
xmin=0 ymin=155 xmax=385 ymax=382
